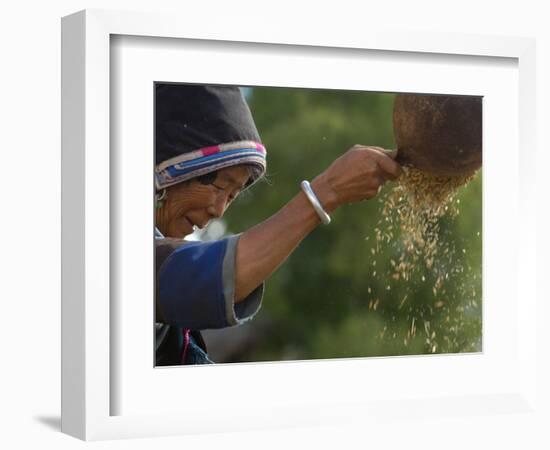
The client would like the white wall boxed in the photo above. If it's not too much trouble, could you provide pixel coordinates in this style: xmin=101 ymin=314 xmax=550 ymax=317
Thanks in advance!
xmin=1 ymin=1 xmax=548 ymax=448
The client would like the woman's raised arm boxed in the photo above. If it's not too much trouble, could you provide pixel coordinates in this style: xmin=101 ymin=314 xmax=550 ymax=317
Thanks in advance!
xmin=234 ymin=145 xmax=401 ymax=302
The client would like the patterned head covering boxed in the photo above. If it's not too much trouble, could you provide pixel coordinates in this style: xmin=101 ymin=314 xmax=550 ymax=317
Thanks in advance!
xmin=155 ymin=83 xmax=267 ymax=190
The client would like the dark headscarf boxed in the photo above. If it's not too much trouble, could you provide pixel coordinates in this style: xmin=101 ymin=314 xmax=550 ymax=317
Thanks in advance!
xmin=155 ymin=83 xmax=266 ymax=190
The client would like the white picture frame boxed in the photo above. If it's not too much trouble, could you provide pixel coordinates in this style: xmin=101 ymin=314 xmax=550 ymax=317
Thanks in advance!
xmin=61 ymin=9 xmax=538 ymax=441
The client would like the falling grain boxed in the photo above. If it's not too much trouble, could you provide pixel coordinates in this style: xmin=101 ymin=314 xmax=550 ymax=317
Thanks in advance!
xmin=369 ymin=166 xmax=479 ymax=353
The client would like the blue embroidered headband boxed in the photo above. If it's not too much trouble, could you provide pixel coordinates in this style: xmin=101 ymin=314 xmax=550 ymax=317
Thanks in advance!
xmin=155 ymin=140 xmax=266 ymax=190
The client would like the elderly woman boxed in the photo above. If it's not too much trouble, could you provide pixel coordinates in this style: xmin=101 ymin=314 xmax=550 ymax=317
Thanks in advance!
xmin=155 ymin=84 xmax=401 ymax=366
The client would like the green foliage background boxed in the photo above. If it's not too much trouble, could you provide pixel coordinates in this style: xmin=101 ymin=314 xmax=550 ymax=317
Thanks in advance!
xmin=220 ymin=87 xmax=482 ymax=362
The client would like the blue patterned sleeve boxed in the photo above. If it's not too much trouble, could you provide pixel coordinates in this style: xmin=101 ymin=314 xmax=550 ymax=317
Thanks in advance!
xmin=157 ymin=234 xmax=264 ymax=330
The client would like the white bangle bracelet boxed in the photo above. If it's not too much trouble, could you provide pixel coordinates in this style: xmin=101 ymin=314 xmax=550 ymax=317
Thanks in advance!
xmin=300 ymin=180 xmax=331 ymax=225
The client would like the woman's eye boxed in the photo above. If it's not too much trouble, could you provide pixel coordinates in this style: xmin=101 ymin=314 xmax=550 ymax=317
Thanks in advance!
xmin=212 ymin=183 xmax=240 ymax=202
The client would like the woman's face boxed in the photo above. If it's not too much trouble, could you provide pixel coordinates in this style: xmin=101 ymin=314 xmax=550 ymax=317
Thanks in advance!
xmin=156 ymin=165 xmax=251 ymax=238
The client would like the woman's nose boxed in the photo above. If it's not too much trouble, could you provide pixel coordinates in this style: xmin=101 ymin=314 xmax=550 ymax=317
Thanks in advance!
xmin=206 ymin=195 xmax=227 ymax=218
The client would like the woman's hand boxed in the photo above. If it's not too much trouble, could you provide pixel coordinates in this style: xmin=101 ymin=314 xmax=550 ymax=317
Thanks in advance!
xmin=310 ymin=145 xmax=401 ymax=214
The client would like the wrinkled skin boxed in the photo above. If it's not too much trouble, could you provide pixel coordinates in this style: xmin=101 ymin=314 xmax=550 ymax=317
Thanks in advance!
xmin=156 ymin=165 xmax=250 ymax=238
